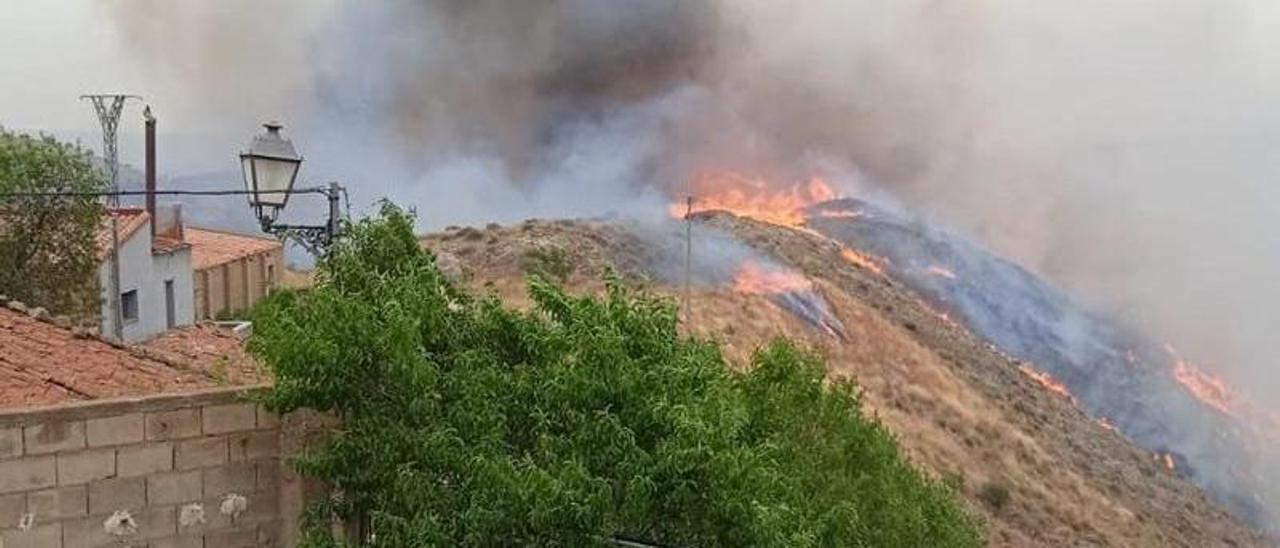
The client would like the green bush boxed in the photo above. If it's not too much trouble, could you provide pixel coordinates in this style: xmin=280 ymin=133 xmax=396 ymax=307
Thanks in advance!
xmin=523 ymin=244 xmax=573 ymax=284
xmin=0 ymin=130 xmax=106 ymax=318
xmin=251 ymin=203 xmax=982 ymax=547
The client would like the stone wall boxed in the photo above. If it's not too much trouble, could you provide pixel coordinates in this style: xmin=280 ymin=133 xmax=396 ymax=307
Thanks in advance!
xmin=195 ymin=249 xmax=284 ymax=321
xmin=0 ymin=385 xmax=308 ymax=548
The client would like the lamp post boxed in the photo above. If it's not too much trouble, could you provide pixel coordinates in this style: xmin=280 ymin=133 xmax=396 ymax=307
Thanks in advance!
xmin=240 ymin=122 xmax=343 ymax=255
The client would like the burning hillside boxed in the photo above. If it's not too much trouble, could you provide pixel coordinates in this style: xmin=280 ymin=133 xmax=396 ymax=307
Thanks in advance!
xmin=421 ymin=212 xmax=1268 ymax=546
xmin=669 ymin=175 xmax=1279 ymax=531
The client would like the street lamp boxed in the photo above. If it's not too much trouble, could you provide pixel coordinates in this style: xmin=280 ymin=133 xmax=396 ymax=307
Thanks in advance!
xmin=240 ymin=122 xmax=343 ymax=255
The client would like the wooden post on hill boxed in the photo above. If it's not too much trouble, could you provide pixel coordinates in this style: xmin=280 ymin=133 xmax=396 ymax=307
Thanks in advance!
xmin=683 ymin=196 xmax=693 ymax=327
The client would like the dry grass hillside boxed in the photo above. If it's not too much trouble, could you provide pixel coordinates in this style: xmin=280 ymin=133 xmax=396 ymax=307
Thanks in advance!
xmin=421 ymin=216 xmax=1268 ymax=548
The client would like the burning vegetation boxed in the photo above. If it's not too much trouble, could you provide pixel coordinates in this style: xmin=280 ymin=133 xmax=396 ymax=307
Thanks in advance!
xmin=1018 ymin=364 xmax=1076 ymax=402
xmin=678 ymin=172 xmax=838 ymax=229
xmin=662 ymin=171 xmax=1279 ymax=533
xmin=732 ymin=261 xmax=846 ymax=340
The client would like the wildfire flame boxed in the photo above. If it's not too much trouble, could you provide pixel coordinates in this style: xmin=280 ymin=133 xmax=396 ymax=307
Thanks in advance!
xmin=1019 ymin=364 xmax=1075 ymax=402
xmin=1164 ymin=344 xmax=1240 ymax=417
xmin=1097 ymin=417 xmax=1119 ymax=433
xmin=733 ymin=261 xmax=814 ymax=295
xmin=675 ymin=172 xmax=839 ymax=228
xmin=926 ymin=265 xmax=957 ymax=280
xmin=1152 ymin=452 xmax=1178 ymax=473
xmin=841 ymin=248 xmax=886 ymax=276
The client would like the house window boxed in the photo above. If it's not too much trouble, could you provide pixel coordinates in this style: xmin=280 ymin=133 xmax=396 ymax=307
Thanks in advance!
xmin=121 ymin=290 xmax=139 ymax=323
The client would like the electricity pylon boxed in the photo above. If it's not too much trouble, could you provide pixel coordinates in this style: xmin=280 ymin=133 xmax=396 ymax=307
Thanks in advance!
xmin=82 ymin=94 xmax=140 ymax=341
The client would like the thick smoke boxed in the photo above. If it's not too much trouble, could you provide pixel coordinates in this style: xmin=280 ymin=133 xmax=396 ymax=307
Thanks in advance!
xmin=89 ymin=0 xmax=1280 ymax=523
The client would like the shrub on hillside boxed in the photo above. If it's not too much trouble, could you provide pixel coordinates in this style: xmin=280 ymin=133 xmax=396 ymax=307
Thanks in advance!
xmin=251 ymin=203 xmax=982 ymax=547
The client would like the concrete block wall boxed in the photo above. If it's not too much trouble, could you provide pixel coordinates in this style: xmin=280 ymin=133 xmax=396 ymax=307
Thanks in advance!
xmin=0 ymin=386 xmax=303 ymax=548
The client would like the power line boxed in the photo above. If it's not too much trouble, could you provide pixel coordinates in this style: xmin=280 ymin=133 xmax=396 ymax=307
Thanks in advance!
xmin=0 ymin=187 xmax=332 ymax=199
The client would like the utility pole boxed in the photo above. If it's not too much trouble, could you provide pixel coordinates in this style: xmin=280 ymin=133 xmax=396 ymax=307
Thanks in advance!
xmin=82 ymin=94 xmax=140 ymax=341
xmin=683 ymin=196 xmax=693 ymax=327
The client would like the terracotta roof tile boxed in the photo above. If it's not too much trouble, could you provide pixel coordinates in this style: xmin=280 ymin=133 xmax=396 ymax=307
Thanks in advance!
xmin=0 ymin=306 xmax=231 ymax=410
xmin=186 ymin=227 xmax=282 ymax=271
xmin=151 ymin=236 xmax=190 ymax=256
xmin=95 ymin=208 xmax=150 ymax=260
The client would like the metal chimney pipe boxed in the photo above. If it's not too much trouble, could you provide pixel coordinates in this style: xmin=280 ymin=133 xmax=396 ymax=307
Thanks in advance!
xmin=144 ymin=106 xmax=157 ymax=236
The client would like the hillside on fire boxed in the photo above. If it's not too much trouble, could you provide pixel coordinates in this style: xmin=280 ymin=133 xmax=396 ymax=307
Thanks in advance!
xmin=417 ymin=182 xmax=1272 ymax=547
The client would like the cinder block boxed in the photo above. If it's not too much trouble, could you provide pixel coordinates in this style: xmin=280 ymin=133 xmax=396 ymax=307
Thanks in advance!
xmin=204 ymin=527 xmax=257 ymax=548
xmin=134 ymin=505 xmax=177 ymax=541
xmin=202 ymin=464 xmax=256 ymax=498
xmin=228 ymin=431 xmax=278 ymax=462
xmin=0 ymin=521 xmax=61 ymax=548
xmin=255 ymin=405 xmax=279 ymax=429
xmin=0 ymin=426 xmax=22 ymax=458
xmin=146 ymin=409 xmax=202 ymax=441
xmin=85 ymin=413 xmax=144 ymax=447
xmin=0 ymin=456 xmax=56 ymax=493
xmin=60 ymin=515 xmax=106 ymax=548
xmin=56 ymin=448 xmax=115 ymax=485
xmin=147 ymin=471 xmax=202 ymax=506
xmin=202 ymin=404 xmax=256 ymax=435
xmin=27 ymin=485 xmax=87 ymax=520
xmin=87 ymin=477 xmax=145 ymax=515
xmin=151 ymin=535 xmax=204 ymax=548
xmin=258 ymin=519 xmax=282 ymax=547
xmin=116 ymin=442 xmax=173 ymax=477
xmin=23 ymin=421 xmax=85 ymax=455
xmin=236 ymin=488 xmax=279 ymax=526
xmin=255 ymin=460 xmax=281 ymax=491
xmin=62 ymin=506 xmax=173 ymax=548
xmin=175 ymin=438 xmax=227 ymax=470
xmin=0 ymin=492 xmax=25 ymax=528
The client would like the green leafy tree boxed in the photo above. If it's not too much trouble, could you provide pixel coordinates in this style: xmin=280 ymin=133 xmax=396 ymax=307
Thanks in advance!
xmin=252 ymin=203 xmax=982 ymax=547
xmin=0 ymin=130 xmax=106 ymax=318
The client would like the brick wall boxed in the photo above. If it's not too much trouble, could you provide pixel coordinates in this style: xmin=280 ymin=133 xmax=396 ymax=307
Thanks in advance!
xmin=0 ymin=386 xmax=310 ymax=548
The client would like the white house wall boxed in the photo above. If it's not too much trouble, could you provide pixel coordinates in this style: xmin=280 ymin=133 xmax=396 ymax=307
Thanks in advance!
xmin=98 ymin=230 xmax=196 ymax=342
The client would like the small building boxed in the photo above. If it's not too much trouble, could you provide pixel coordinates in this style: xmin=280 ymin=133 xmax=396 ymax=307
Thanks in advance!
xmin=96 ymin=207 xmax=195 ymax=342
xmin=186 ymin=227 xmax=284 ymax=320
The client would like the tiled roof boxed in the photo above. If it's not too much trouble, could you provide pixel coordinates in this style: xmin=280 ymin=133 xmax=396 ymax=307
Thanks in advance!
xmin=151 ymin=235 xmax=190 ymax=256
xmin=142 ymin=324 xmax=268 ymax=386
xmin=185 ymin=227 xmax=282 ymax=271
xmin=0 ymin=305 xmax=221 ymax=409
xmin=95 ymin=208 xmax=151 ymax=260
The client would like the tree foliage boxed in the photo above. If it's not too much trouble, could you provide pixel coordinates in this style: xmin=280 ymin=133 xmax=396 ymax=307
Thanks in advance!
xmin=0 ymin=130 xmax=106 ymax=318
xmin=252 ymin=204 xmax=982 ymax=547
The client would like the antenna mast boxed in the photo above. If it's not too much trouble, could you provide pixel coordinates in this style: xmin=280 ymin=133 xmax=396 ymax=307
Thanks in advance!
xmin=82 ymin=93 xmax=140 ymax=341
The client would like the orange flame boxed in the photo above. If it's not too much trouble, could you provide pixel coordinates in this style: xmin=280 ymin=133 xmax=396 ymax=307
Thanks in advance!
xmin=675 ymin=172 xmax=839 ymax=228
xmin=926 ymin=265 xmax=957 ymax=280
xmin=1152 ymin=452 xmax=1177 ymax=472
xmin=1164 ymin=344 xmax=1239 ymax=417
xmin=1097 ymin=417 xmax=1119 ymax=433
xmin=733 ymin=262 xmax=814 ymax=295
xmin=1019 ymin=364 xmax=1075 ymax=402
xmin=841 ymin=248 xmax=886 ymax=276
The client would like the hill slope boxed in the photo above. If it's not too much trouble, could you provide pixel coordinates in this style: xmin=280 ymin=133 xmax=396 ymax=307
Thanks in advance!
xmin=421 ymin=215 xmax=1266 ymax=547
